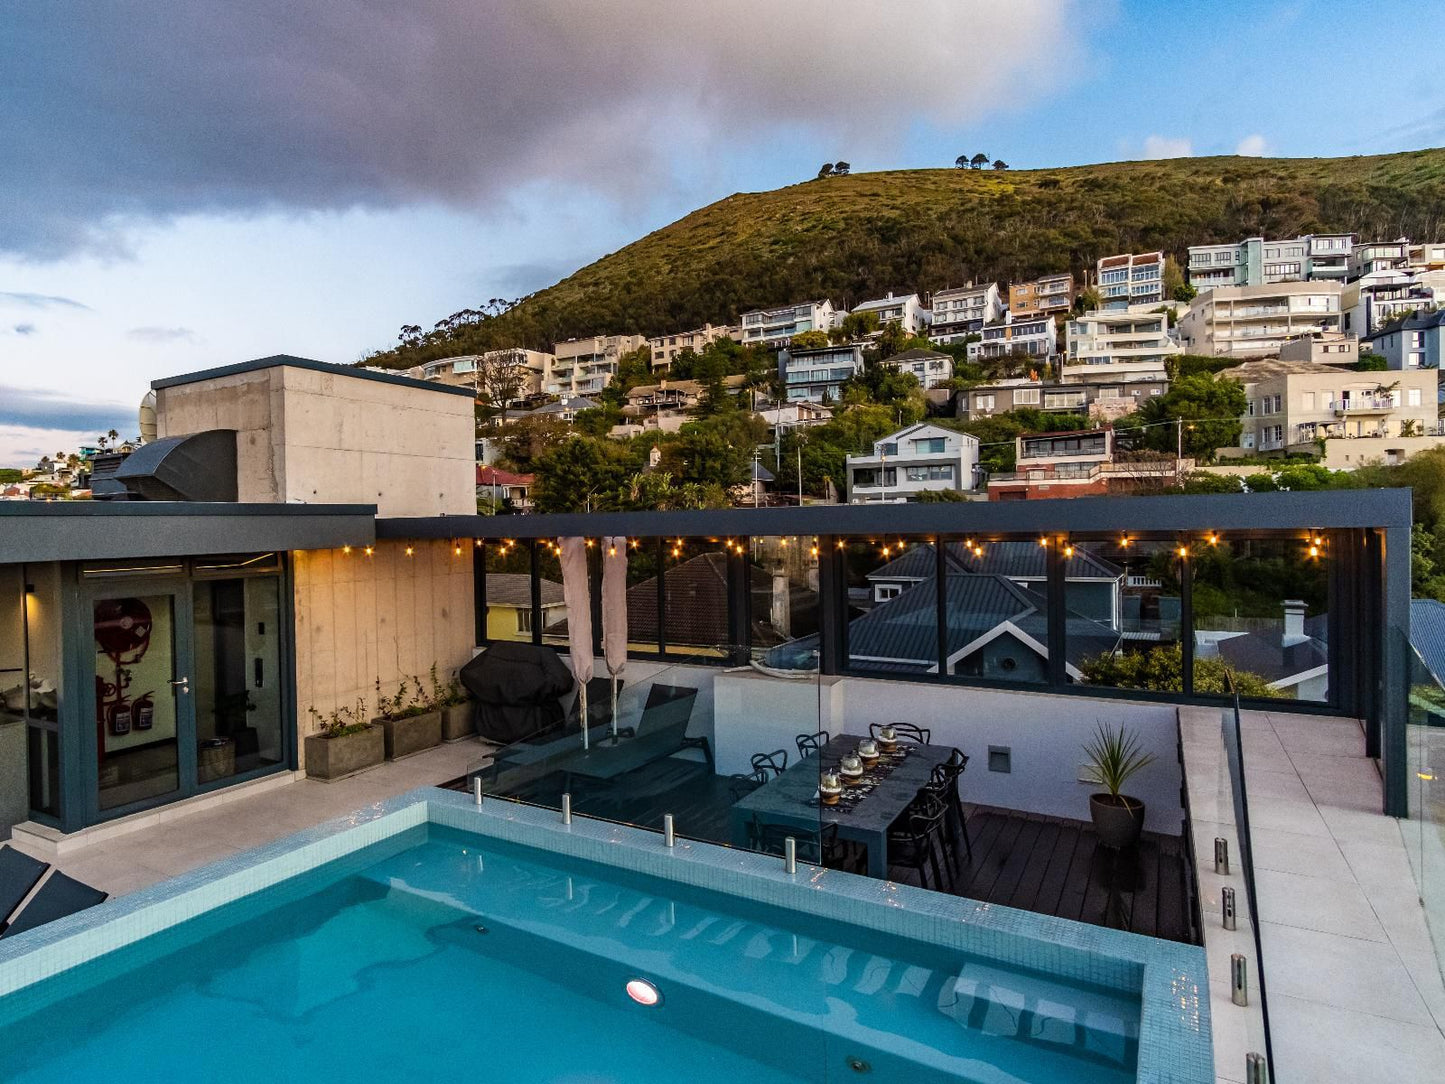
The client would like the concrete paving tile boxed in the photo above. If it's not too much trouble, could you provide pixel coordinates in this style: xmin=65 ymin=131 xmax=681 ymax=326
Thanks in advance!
xmin=1241 ymin=795 xmax=1330 ymax=837
xmin=1249 ymin=825 xmax=1352 ymax=880
xmin=1255 ymin=868 xmax=1386 ymax=941
xmin=1268 ymin=992 xmax=1445 ymax=1084
xmin=1244 ymin=769 xmax=1312 ymax=804
xmin=1259 ymin=922 xmax=1431 ymax=1025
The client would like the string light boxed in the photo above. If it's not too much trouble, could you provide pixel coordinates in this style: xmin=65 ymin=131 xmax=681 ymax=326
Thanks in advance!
xmin=1177 ymin=545 xmax=1189 ymax=558
xmin=1308 ymin=543 xmax=1320 ymax=558
xmin=405 ymin=546 xmax=414 ymax=557
xmin=1039 ymin=536 xmax=1048 ymax=548
xmin=1064 ymin=545 xmax=1075 ymax=558
xmin=607 ymin=543 xmax=617 ymax=557
xmin=364 ymin=546 xmax=374 ymax=557
xmin=454 ymin=543 xmax=463 ymax=556
xmin=810 ymin=545 xmax=819 ymax=557
xmin=1207 ymin=533 xmax=1219 ymax=546
xmin=342 ymin=545 xmax=351 ymax=555
xmin=1120 ymin=534 xmax=1131 ymax=547
xmin=474 ymin=538 xmax=482 ymax=548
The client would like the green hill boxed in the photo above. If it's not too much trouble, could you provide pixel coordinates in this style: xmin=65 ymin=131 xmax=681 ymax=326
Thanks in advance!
xmin=367 ymin=149 xmax=1445 ymax=367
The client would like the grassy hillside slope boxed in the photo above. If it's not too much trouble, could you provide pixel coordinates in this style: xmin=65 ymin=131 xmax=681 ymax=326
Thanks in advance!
xmin=368 ymin=149 xmax=1445 ymax=367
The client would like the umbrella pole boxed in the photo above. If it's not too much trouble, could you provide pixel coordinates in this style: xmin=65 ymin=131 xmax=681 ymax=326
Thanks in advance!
xmin=579 ymin=683 xmax=589 ymax=750
xmin=611 ymin=676 xmax=619 ymax=743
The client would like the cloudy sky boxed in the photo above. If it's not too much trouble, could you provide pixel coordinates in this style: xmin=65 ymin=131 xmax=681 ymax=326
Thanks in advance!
xmin=2 ymin=0 xmax=1443 ymax=466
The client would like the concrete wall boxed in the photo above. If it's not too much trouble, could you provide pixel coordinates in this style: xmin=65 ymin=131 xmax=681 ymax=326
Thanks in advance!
xmin=293 ymin=539 xmax=474 ymax=766
xmin=157 ymin=364 xmax=475 ymax=516
xmin=710 ymin=670 xmax=1184 ymax=834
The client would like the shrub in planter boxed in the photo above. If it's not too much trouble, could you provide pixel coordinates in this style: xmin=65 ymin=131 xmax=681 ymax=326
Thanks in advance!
xmin=373 ymin=677 xmax=442 ymax=760
xmin=1082 ymin=722 xmax=1155 ymax=850
xmin=304 ymin=699 xmax=384 ymax=781
xmin=427 ymin=663 xmax=474 ymax=741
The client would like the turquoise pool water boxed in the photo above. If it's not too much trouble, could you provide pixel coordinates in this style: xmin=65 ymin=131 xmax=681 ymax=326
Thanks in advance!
xmin=0 ymin=824 xmax=1140 ymax=1083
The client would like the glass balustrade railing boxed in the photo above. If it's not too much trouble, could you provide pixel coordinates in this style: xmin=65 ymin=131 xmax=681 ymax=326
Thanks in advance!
xmin=1404 ymin=636 xmax=1445 ymax=981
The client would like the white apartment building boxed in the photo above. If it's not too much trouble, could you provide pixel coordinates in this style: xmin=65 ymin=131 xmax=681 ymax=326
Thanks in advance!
xmin=777 ymin=343 xmax=865 ymax=402
xmin=1349 ymin=239 xmax=1411 ymax=279
xmin=846 ymin=423 xmax=980 ymax=503
xmin=739 ymin=300 xmax=841 ymax=347
xmin=1096 ymin=252 xmax=1166 ymax=309
xmin=413 ymin=350 xmax=549 ymax=400
xmin=1187 ymin=234 xmax=1354 ymax=291
xmin=882 ymin=347 xmax=954 ymax=389
xmin=1408 ymin=241 xmax=1445 ymax=271
xmin=849 ymin=292 xmax=930 ymax=336
xmin=1064 ymin=309 xmax=1180 ymax=382
xmin=545 ymin=334 xmax=647 ymax=396
xmin=930 ymin=283 xmax=1005 ymax=343
xmin=1340 ymin=269 xmax=1440 ymax=338
xmin=1233 ymin=359 xmax=1442 ymax=466
xmin=967 ymin=316 xmax=1056 ymax=364
xmin=1277 ymin=331 xmax=1359 ymax=367
xmin=1177 ymin=281 xmax=1343 ymax=358
xmin=646 ymin=323 xmax=740 ymax=371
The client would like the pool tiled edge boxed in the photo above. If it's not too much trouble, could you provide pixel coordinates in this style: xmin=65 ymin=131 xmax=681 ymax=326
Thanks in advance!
xmin=0 ymin=787 xmax=1212 ymax=1082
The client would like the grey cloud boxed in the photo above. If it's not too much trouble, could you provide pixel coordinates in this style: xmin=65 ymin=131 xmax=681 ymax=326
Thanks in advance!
xmin=0 ymin=291 xmax=90 ymax=310
xmin=127 ymin=325 xmax=198 ymax=343
xmin=0 ymin=385 xmax=136 ymax=434
xmin=1 ymin=1 xmax=1073 ymax=258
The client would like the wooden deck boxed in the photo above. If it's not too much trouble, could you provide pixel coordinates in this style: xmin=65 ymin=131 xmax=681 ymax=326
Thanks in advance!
xmin=443 ymin=766 xmax=1199 ymax=946
xmin=918 ymin=805 xmax=1199 ymax=944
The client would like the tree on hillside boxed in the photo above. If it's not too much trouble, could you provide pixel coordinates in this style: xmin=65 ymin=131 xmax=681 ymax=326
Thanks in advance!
xmin=473 ymin=349 xmax=532 ymax=427
xmin=1073 ymin=286 xmax=1103 ymax=315
xmin=955 ymin=155 xmax=969 ymax=169
xmin=874 ymin=319 xmax=911 ymax=360
xmin=970 ymin=153 xmax=989 ymax=169
xmin=817 ymin=163 xmax=834 ymax=179
xmin=833 ymin=161 xmax=851 ymax=176
xmin=992 ymin=160 xmax=1009 ymax=170
xmin=789 ymin=329 xmax=830 ymax=350
xmin=831 ymin=310 xmax=880 ymax=343
xmin=1355 ymin=352 xmax=1388 ymax=371
xmin=1162 ymin=256 xmax=1189 ymax=301
xmin=1124 ymin=372 xmax=1247 ymax=460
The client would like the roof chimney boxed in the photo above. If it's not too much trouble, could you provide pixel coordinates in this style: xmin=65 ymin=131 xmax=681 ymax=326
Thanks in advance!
xmin=1282 ymin=599 xmax=1307 ymax=646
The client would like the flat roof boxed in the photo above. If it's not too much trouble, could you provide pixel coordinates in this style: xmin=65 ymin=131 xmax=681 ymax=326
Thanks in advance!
xmin=376 ymin=488 xmax=1413 ymax=541
xmin=0 ymin=501 xmax=376 ymax=564
xmin=151 ymin=354 xmax=476 ymax=398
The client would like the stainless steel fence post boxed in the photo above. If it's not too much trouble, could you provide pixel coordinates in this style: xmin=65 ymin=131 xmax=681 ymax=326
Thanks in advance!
xmin=561 ymin=793 xmax=572 ymax=825
xmin=663 ymin=814 xmax=676 ymax=848
xmin=1222 ymin=886 xmax=1237 ymax=931
xmin=1214 ymin=837 xmax=1230 ymax=875
xmin=1245 ymin=1052 xmax=1267 ymax=1084
xmin=784 ymin=837 xmax=797 ymax=875
xmin=472 ymin=777 xmax=483 ymax=806
xmin=1230 ymin=953 xmax=1249 ymax=1006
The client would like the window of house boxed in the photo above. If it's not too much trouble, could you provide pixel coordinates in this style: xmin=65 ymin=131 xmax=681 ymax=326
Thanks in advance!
xmin=516 ymin=609 xmax=533 ymax=634
xmin=874 ymin=584 xmax=901 ymax=602
xmin=1409 ymin=388 xmax=1423 ymax=406
xmin=1014 ymin=389 xmax=1039 ymax=405
xmin=905 ymin=465 xmax=954 ymax=482
xmin=1302 ymin=392 xmax=1315 ymax=410
xmin=1409 ymin=353 xmax=1424 ymax=368
xmin=914 ymin=437 xmax=946 ymax=453
xmin=975 ymin=395 xmax=996 ymax=410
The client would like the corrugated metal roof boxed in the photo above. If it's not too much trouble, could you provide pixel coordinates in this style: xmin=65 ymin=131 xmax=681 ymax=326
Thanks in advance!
xmin=1411 ymin=599 xmax=1445 ymax=684
xmin=867 ymin=541 xmax=1123 ymax=583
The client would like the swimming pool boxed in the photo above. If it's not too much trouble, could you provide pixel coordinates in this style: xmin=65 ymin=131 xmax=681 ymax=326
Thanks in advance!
xmin=0 ymin=790 xmax=1211 ymax=1082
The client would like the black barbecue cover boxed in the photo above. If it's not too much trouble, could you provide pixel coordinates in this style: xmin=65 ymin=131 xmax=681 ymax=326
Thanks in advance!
xmin=459 ymin=642 xmax=575 ymax=743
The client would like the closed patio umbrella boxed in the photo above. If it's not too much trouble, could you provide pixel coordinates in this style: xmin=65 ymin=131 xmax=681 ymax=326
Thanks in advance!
xmin=601 ymin=536 xmax=628 ymax=740
xmin=559 ymin=537 xmax=594 ymax=749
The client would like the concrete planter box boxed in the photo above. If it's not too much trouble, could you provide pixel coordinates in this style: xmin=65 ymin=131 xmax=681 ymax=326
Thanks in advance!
xmin=440 ymin=702 xmax=474 ymax=742
xmin=376 ymin=710 xmax=442 ymax=760
xmin=304 ymin=726 xmax=385 ymax=782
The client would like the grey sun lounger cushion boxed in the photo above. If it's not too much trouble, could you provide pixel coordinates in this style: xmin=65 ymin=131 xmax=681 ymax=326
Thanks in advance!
xmin=0 ymin=845 xmax=49 ymax=927
xmin=1 ymin=870 xmax=108 ymax=938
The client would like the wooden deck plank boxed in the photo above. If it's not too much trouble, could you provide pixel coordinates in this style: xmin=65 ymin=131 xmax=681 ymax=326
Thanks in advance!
xmin=964 ymin=815 xmax=1025 ymax=901
xmin=985 ymin=816 xmax=1046 ymax=905
xmin=1009 ymin=820 xmax=1062 ymax=913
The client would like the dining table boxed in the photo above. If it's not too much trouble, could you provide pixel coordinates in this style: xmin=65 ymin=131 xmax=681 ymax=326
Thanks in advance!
xmin=728 ymin=735 xmax=956 ymax=879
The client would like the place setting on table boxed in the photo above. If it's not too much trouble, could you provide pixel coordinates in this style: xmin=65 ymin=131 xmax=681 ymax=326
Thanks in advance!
xmin=812 ymin=726 xmax=914 ymax=809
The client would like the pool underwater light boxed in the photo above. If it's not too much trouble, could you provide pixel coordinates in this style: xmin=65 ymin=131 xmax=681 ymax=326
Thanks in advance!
xmin=625 ymin=979 xmax=662 ymax=1006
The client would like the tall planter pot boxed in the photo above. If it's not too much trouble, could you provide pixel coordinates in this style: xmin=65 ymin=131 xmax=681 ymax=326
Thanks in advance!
xmin=1089 ymin=793 xmax=1146 ymax=849
xmin=375 ymin=710 xmax=442 ymax=760
xmin=440 ymin=702 xmax=474 ymax=742
xmin=304 ymin=726 xmax=385 ymax=782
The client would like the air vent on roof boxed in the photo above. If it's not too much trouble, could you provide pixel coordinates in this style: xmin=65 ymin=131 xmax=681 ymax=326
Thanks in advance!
xmin=105 ymin=430 xmax=238 ymax=502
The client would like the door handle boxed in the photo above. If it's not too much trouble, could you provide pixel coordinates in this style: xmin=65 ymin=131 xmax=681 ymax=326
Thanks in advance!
xmin=170 ymin=677 xmax=190 ymax=694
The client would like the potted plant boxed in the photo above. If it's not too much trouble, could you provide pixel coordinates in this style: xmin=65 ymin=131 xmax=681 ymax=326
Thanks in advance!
xmin=373 ymin=677 xmax=442 ymax=760
xmin=428 ymin=663 xmax=474 ymax=742
xmin=1082 ymin=723 xmax=1155 ymax=849
xmin=304 ymin=699 xmax=384 ymax=781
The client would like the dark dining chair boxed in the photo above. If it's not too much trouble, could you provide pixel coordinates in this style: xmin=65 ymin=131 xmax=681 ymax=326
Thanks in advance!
xmin=886 ymin=794 xmax=952 ymax=891
xmin=870 ymin=722 xmax=931 ymax=745
xmin=750 ymin=749 xmax=789 ymax=778
xmin=921 ymin=750 xmax=972 ymax=870
xmin=795 ymin=731 xmax=829 ymax=759
xmin=728 ymin=767 xmax=770 ymax=803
